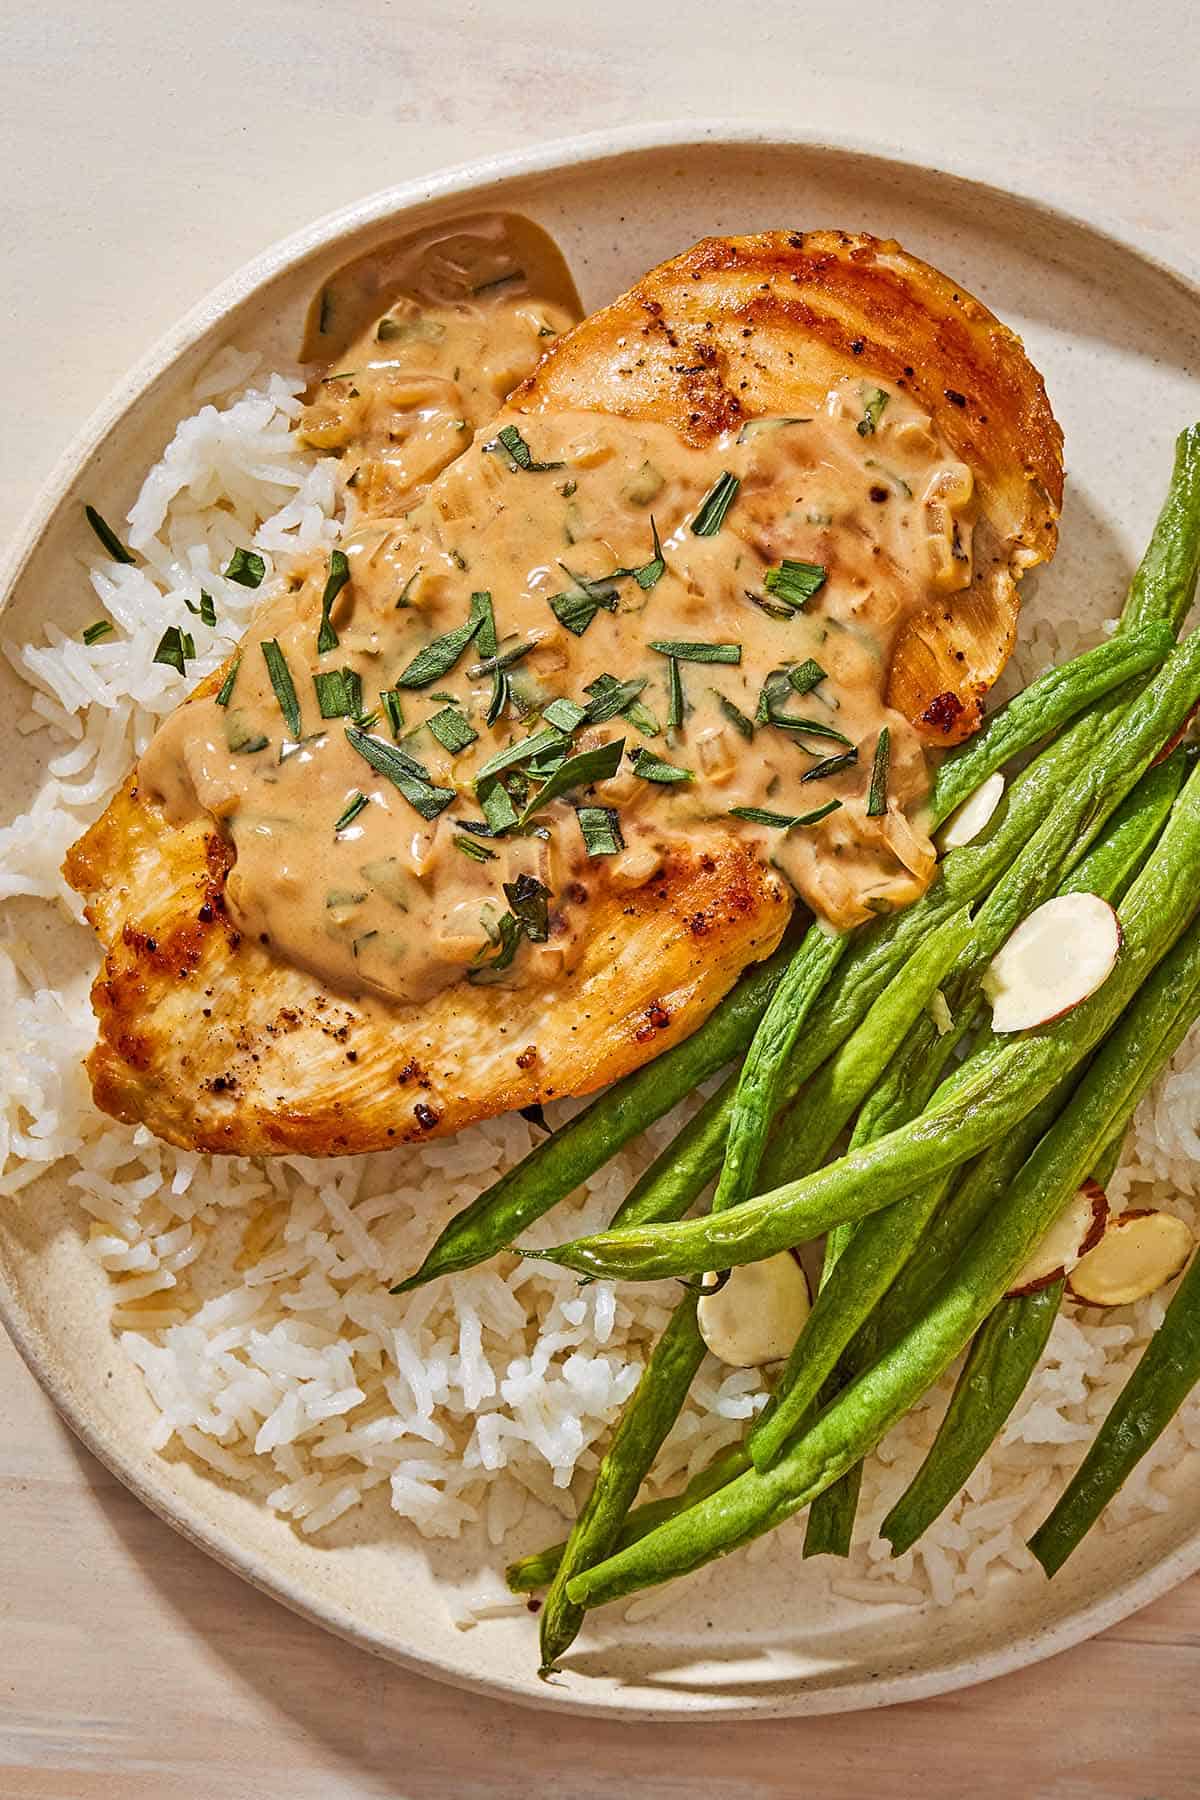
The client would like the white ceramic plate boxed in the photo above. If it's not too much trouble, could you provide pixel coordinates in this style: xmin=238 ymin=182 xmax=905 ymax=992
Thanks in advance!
xmin=3 ymin=125 xmax=1200 ymax=1721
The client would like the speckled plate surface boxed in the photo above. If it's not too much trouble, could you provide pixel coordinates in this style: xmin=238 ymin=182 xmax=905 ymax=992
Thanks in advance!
xmin=3 ymin=124 xmax=1200 ymax=1719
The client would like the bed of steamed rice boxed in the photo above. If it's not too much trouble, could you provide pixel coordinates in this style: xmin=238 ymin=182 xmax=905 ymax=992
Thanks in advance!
xmin=3 ymin=345 xmax=1200 ymax=1628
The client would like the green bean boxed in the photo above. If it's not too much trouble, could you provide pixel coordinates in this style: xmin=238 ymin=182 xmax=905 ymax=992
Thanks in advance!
xmin=389 ymin=936 xmax=796 ymax=1291
xmin=930 ymin=623 xmax=1173 ymax=827
xmin=613 ymin=1073 xmax=737 ymax=1229
xmin=565 ymin=899 xmax=1200 ymax=1611
xmin=536 ymin=1292 xmax=710 ymax=1671
xmin=1118 ymin=426 xmax=1200 ymax=638
xmin=506 ymin=1444 xmax=750 ymax=1593
xmin=713 ymin=928 xmax=849 ymax=1215
xmin=881 ymin=1132 xmax=1128 ymax=1557
xmin=1029 ymin=1211 xmax=1200 ymax=1576
xmin=754 ymin=908 xmax=975 ymax=1190
xmin=532 ymin=702 xmax=1200 ymax=1285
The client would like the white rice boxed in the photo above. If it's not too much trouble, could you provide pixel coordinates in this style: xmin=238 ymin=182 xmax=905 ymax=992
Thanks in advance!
xmin=2 ymin=348 xmax=1199 ymax=1629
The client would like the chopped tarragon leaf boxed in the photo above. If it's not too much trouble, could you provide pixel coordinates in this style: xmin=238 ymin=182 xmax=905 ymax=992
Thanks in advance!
xmin=478 ymin=778 xmax=520 ymax=834
xmin=333 ymin=792 xmax=369 ymax=835
xmin=867 ymin=727 xmax=890 ymax=817
xmin=468 ymin=640 xmax=531 ymax=679
xmin=504 ymin=872 xmax=551 ymax=942
xmin=82 ymin=620 xmax=114 ymax=645
xmin=690 ymin=471 xmax=740 ymax=536
xmin=520 ymin=737 xmax=625 ymax=824
xmin=788 ymin=658 xmax=830 ymax=698
xmin=548 ymin=564 xmax=621 ymax=636
xmin=736 ymin=416 xmax=811 ymax=442
xmin=745 ymin=589 xmax=796 ymax=622
xmin=224 ymin=714 xmax=269 ymax=755
xmin=730 ymin=800 xmax=843 ymax=828
xmin=316 ymin=549 xmax=351 ymax=653
xmin=314 ymin=668 xmax=366 ymax=720
xmin=183 ymin=590 xmax=217 ymax=626
xmin=215 ymin=655 xmax=242 ymax=707
xmin=395 ymin=591 xmax=489 ymax=688
xmin=769 ymin=714 xmax=855 ymax=748
xmin=857 ymin=386 xmax=890 ymax=437
xmin=376 ymin=315 xmax=447 ymax=344
xmin=649 ymin=639 xmax=741 ymax=665
xmin=484 ymin=423 xmax=564 ymax=473
xmin=395 ymin=568 xmax=420 ymax=610
xmin=470 ymin=910 xmax=523 ymax=981
xmin=625 ymin=517 xmax=666 ymax=590
xmin=427 ymin=706 xmax=479 ymax=754
xmin=470 ymin=589 xmax=498 ymax=660
xmin=84 ymin=505 xmax=135 ymax=564
xmin=576 ymin=805 xmax=624 ymax=857
xmin=380 ymin=688 xmax=405 ymax=738
xmin=224 ymin=547 xmax=266 ymax=589
xmin=475 ymin=725 xmax=569 ymax=784
xmin=152 ymin=625 xmax=193 ymax=675
xmin=583 ymin=673 xmax=648 ymax=726
xmin=763 ymin=559 xmax=827 ymax=610
xmin=261 ymin=640 xmax=302 ymax=739
xmin=630 ymin=747 xmax=692 ymax=784
xmin=345 ymin=726 xmax=456 ymax=821
xmin=714 ymin=692 xmax=756 ymax=740
xmin=800 ymin=747 xmax=858 ymax=783
xmin=486 ymin=671 xmax=510 ymax=726
xmin=666 ymin=657 xmax=685 ymax=732
xmin=542 ymin=696 xmax=588 ymax=735
xmin=453 ymin=833 xmax=497 ymax=862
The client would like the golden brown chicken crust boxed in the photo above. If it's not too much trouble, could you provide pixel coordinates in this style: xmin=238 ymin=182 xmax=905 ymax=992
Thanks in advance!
xmin=66 ymin=228 xmax=1062 ymax=1156
xmin=66 ymin=774 xmax=789 ymax=1155
xmin=515 ymin=230 xmax=1064 ymax=744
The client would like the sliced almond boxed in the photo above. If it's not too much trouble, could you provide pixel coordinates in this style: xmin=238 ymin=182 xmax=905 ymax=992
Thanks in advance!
xmin=939 ymin=771 xmax=1006 ymax=851
xmin=984 ymin=892 xmax=1122 ymax=1034
xmin=1006 ymin=1179 xmax=1109 ymax=1296
xmin=1066 ymin=1208 xmax=1195 ymax=1307
xmin=696 ymin=1250 xmax=811 ymax=1367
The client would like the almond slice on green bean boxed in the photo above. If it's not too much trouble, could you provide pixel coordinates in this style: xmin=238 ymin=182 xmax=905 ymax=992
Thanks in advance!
xmin=1006 ymin=1178 xmax=1109 ymax=1296
xmin=697 ymin=1251 xmax=811 ymax=1367
xmin=939 ymin=770 xmax=1006 ymax=850
xmin=1067 ymin=1207 xmax=1195 ymax=1306
xmin=985 ymin=892 xmax=1122 ymax=1033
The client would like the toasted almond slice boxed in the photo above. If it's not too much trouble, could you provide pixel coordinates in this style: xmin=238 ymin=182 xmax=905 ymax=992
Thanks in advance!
xmin=939 ymin=771 xmax=1006 ymax=851
xmin=697 ymin=1250 xmax=812 ymax=1367
xmin=984 ymin=892 xmax=1122 ymax=1034
xmin=1066 ymin=1207 xmax=1195 ymax=1307
xmin=1007 ymin=1178 xmax=1109 ymax=1296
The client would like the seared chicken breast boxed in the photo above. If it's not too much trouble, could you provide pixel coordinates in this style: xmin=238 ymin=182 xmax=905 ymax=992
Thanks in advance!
xmin=66 ymin=227 xmax=1062 ymax=1157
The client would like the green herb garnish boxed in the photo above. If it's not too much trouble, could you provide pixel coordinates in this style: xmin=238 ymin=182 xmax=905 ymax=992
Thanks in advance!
xmin=768 ymin=714 xmax=855 ymax=748
xmin=649 ymin=639 xmax=741 ymax=665
xmin=583 ymin=673 xmax=648 ymax=726
xmin=152 ymin=625 xmax=193 ymax=675
xmin=504 ymin=873 xmax=550 ymax=942
xmin=788 ymin=658 xmax=830 ymax=697
xmin=224 ymin=547 xmax=266 ymax=589
xmin=314 ymin=668 xmax=366 ymax=719
xmin=182 ymin=590 xmax=217 ymax=627
xmin=485 ymin=423 xmax=563 ymax=473
xmin=520 ymin=738 xmax=625 ymax=823
xmin=729 ymin=800 xmax=843 ymax=828
xmin=627 ymin=517 xmax=666 ymax=590
xmin=800 ymin=747 xmax=858 ymax=783
xmin=867 ymin=727 xmax=890 ymax=816
xmin=736 ymin=416 xmax=810 ymax=442
xmin=84 ymin=506 xmax=134 ymax=564
xmin=224 ymin=714 xmax=269 ymax=755
xmin=395 ymin=569 xmax=420 ymax=610
xmin=380 ymin=688 xmax=405 ymax=737
xmin=317 ymin=549 xmax=350 ymax=653
xmin=471 ymin=590 xmax=498 ymax=661
xmin=715 ymin=693 xmax=756 ymax=740
xmin=763 ymin=559 xmax=827 ymax=610
xmin=395 ymin=591 xmax=489 ymax=687
xmin=542 ymin=696 xmax=588 ymax=735
xmin=479 ymin=778 xmax=520 ymax=834
xmin=475 ymin=725 xmax=569 ymax=785
xmin=470 ymin=910 xmax=523 ymax=981
xmin=630 ymin=747 xmax=692 ymax=784
xmin=667 ymin=658 xmax=685 ymax=732
xmin=82 ymin=620 xmax=114 ymax=645
xmin=334 ymin=792 xmax=369 ymax=834
xmin=857 ymin=387 xmax=890 ymax=437
xmin=453 ymin=833 xmax=497 ymax=863
xmin=745 ymin=590 xmax=796 ymax=622
xmin=576 ymin=806 xmax=624 ymax=857
xmin=690 ymin=471 xmax=740 ymax=536
xmin=548 ymin=564 xmax=621 ymax=636
xmin=427 ymin=706 xmax=479 ymax=754
xmin=345 ymin=726 xmax=456 ymax=821
xmin=260 ymin=640 xmax=302 ymax=738
xmin=215 ymin=656 xmax=241 ymax=707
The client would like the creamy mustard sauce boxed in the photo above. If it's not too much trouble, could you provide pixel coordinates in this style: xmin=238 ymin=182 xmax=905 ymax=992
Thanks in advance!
xmin=140 ymin=219 xmax=978 ymax=1010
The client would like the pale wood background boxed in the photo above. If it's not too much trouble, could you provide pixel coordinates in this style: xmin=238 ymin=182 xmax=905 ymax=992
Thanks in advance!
xmin=4 ymin=1 xmax=1200 ymax=1793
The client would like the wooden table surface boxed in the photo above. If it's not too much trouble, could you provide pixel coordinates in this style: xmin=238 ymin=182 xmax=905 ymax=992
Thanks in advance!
xmin=4 ymin=2 xmax=1200 ymax=1793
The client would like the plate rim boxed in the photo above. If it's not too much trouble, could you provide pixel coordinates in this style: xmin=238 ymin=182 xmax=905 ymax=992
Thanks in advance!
xmin=4 ymin=117 xmax=1200 ymax=1721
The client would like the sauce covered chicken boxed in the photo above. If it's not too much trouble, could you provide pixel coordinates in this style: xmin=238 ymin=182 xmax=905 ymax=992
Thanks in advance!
xmin=66 ymin=220 xmax=1063 ymax=1155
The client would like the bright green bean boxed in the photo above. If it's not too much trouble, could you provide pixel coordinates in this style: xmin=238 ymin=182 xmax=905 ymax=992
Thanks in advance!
xmin=1029 ymin=1214 xmax=1200 ymax=1575
xmin=566 ymin=899 xmax=1200 ymax=1611
xmin=532 ymin=706 xmax=1200 ymax=1285
xmin=389 ymin=936 xmax=796 ymax=1292
xmin=537 ymin=1291 xmax=709 ymax=1671
xmin=1118 ymin=426 xmax=1200 ymax=638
